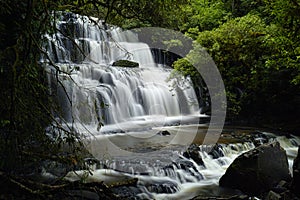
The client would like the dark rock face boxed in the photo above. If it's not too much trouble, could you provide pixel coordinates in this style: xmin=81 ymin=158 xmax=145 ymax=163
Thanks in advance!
xmin=292 ymin=146 xmax=300 ymax=197
xmin=183 ymin=144 xmax=204 ymax=166
xmin=112 ymin=60 xmax=139 ymax=68
xmin=219 ymin=142 xmax=291 ymax=196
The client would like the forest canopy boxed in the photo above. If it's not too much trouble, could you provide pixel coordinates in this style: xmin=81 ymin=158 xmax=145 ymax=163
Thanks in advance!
xmin=173 ymin=0 xmax=300 ymax=125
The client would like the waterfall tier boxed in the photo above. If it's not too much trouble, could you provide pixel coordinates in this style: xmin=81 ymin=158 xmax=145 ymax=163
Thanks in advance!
xmin=43 ymin=13 xmax=200 ymax=132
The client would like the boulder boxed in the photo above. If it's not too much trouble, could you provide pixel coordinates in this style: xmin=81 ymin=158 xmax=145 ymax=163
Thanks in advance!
xmin=183 ymin=144 xmax=204 ymax=166
xmin=157 ymin=130 xmax=171 ymax=136
xmin=219 ymin=142 xmax=291 ymax=196
xmin=112 ymin=60 xmax=139 ymax=68
xmin=208 ymin=143 xmax=224 ymax=159
xmin=292 ymin=146 xmax=300 ymax=197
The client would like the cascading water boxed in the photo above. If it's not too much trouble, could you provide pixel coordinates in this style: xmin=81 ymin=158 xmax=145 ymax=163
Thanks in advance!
xmin=42 ymin=13 xmax=200 ymax=133
xmin=64 ymin=131 xmax=300 ymax=200
xmin=43 ymin=13 xmax=300 ymax=200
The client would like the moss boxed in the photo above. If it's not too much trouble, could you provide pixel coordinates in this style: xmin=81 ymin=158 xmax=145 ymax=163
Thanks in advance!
xmin=112 ymin=60 xmax=139 ymax=68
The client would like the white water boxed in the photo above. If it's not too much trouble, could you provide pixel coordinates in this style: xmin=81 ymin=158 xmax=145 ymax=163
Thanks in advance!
xmin=66 ymin=133 xmax=300 ymax=199
xmin=43 ymin=12 xmax=200 ymax=131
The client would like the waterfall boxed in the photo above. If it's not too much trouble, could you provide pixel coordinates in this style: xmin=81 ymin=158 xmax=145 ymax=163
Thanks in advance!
xmin=42 ymin=13 xmax=200 ymax=133
xmin=41 ymin=13 xmax=300 ymax=200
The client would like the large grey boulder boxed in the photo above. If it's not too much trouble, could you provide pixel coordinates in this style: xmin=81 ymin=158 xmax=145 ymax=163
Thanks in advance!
xmin=219 ymin=142 xmax=291 ymax=196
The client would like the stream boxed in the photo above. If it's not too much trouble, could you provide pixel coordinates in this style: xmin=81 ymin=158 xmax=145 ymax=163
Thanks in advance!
xmin=65 ymin=126 xmax=300 ymax=199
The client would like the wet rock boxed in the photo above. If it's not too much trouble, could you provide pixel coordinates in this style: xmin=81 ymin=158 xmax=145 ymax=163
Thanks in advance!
xmin=265 ymin=190 xmax=282 ymax=200
xmin=172 ymin=159 xmax=204 ymax=181
xmin=173 ymin=159 xmax=194 ymax=170
xmin=110 ymin=186 xmax=143 ymax=199
xmin=230 ymin=145 xmax=238 ymax=151
xmin=112 ymin=60 xmax=139 ymax=68
xmin=264 ymin=180 xmax=299 ymax=200
xmin=208 ymin=144 xmax=224 ymax=159
xmin=99 ymin=73 xmax=115 ymax=85
xmin=248 ymin=131 xmax=270 ymax=146
xmin=219 ymin=142 xmax=291 ymax=196
xmin=146 ymin=181 xmax=179 ymax=194
xmin=157 ymin=130 xmax=171 ymax=136
xmin=272 ymin=180 xmax=288 ymax=194
xmin=292 ymin=146 xmax=300 ymax=197
xmin=65 ymin=190 xmax=100 ymax=200
xmin=183 ymin=144 xmax=204 ymax=166
xmin=101 ymin=129 xmax=126 ymax=134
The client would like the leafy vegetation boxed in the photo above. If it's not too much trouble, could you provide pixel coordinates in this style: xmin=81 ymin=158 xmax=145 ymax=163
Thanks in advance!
xmin=173 ymin=0 xmax=300 ymax=125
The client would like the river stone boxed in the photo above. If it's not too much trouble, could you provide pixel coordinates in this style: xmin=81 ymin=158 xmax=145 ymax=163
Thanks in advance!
xmin=183 ymin=144 xmax=204 ymax=166
xmin=219 ymin=142 xmax=291 ymax=196
xmin=208 ymin=143 xmax=224 ymax=159
xmin=112 ymin=60 xmax=139 ymax=68
xmin=292 ymin=146 xmax=300 ymax=197
xmin=157 ymin=130 xmax=171 ymax=136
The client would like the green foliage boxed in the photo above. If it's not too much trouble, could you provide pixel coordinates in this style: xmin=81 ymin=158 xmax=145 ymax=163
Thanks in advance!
xmin=223 ymin=0 xmax=267 ymax=18
xmin=176 ymin=11 xmax=300 ymax=120
xmin=106 ymin=0 xmax=188 ymax=29
xmin=180 ymin=0 xmax=230 ymax=34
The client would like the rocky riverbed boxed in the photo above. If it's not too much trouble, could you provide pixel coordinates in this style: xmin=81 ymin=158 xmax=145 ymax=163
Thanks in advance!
xmin=1 ymin=126 xmax=299 ymax=200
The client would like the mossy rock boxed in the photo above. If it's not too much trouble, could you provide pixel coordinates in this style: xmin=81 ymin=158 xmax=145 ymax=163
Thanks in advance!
xmin=112 ymin=60 xmax=139 ymax=68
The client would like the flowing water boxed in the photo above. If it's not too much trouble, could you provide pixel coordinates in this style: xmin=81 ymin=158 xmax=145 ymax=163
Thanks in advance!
xmin=43 ymin=13 xmax=201 ymax=129
xmin=43 ymin=13 xmax=300 ymax=199
xmin=65 ymin=129 xmax=300 ymax=199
